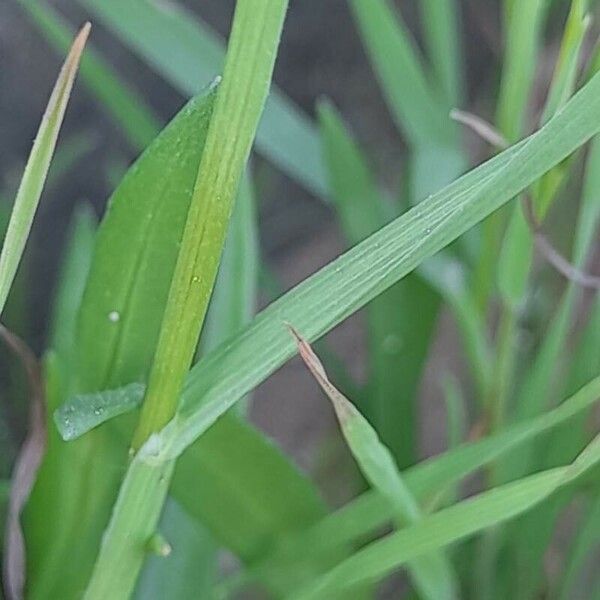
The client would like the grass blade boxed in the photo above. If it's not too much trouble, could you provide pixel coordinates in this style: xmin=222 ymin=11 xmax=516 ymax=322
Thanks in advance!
xmin=84 ymin=3 xmax=289 ymax=596
xmin=200 ymin=172 xmax=258 ymax=356
xmin=148 ymin=69 xmax=600 ymax=461
xmin=290 ymin=327 xmax=458 ymax=600
xmin=292 ymin=434 xmax=600 ymax=599
xmin=256 ymin=373 xmax=600 ymax=563
xmin=419 ymin=0 xmax=463 ymax=107
xmin=23 ymin=1 xmax=160 ymax=149
xmin=318 ymin=99 xmax=434 ymax=464
xmin=348 ymin=0 xmax=452 ymax=146
xmin=0 ymin=22 xmax=89 ymax=316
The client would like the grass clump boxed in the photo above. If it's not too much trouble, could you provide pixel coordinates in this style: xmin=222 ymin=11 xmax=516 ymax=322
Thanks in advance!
xmin=0 ymin=1 xmax=599 ymax=598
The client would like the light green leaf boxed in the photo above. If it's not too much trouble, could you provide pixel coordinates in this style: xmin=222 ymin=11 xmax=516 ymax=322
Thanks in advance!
xmin=318 ymin=99 xmax=434 ymax=464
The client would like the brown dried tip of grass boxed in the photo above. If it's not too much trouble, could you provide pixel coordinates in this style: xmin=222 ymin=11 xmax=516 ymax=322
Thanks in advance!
xmin=47 ymin=22 xmax=91 ymax=116
xmin=286 ymin=323 xmax=357 ymax=425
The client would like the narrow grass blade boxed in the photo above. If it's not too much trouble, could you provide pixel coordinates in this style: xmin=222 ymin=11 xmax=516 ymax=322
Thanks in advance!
xmin=200 ymin=172 xmax=258 ymax=356
xmin=0 ymin=22 xmax=89 ymax=316
xmin=475 ymin=0 xmax=547 ymax=309
xmin=85 ymin=3 xmax=290 ymax=597
xmin=290 ymin=327 xmax=458 ymax=600
xmin=318 ymin=99 xmax=433 ymax=464
xmin=262 ymin=373 xmax=600 ymax=561
xmin=496 ymin=0 xmax=547 ymax=141
xmin=541 ymin=0 xmax=590 ymax=124
xmin=149 ymin=69 xmax=600 ymax=461
xmin=419 ymin=0 xmax=463 ymax=107
xmin=348 ymin=0 xmax=452 ymax=146
xmin=291 ymin=434 xmax=600 ymax=599
xmin=77 ymin=0 xmax=327 ymax=198
xmin=23 ymin=1 xmax=160 ymax=149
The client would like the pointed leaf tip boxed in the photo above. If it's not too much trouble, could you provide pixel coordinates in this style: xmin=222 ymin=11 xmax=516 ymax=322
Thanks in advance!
xmin=286 ymin=323 xmax=356 ymax=425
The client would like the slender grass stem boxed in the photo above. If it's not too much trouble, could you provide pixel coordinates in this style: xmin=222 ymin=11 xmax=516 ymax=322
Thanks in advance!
xmin=84 ymin=2 xmax=288 ymax=597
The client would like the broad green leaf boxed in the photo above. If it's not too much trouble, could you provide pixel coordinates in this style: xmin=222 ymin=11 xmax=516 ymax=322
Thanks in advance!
xmin=76 ymin=0 xmax=328 ymax=198
xmin=0 ymin=23 xmax=89 ymax=316
xmin=290 ymin=327 xmax=458 ymax=600
xmin=147 ymin=68 xmax=600 ymax=462
xmin=291 ymin=433 xmax=600 ymax=599
xmin=32 ymin=79 xmax=329 ymax=600
xmin=23 ymin=1 xmax=160 ymax=149
xmin=47 ymin=204 xmax=96 ymax=395
xmin=24 ymin=86 xmax=219 ymax=600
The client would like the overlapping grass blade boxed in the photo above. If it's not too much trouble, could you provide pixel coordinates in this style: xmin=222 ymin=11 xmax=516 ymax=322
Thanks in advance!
xmin=76 ymin=0 xmax=327 ymax=198
xmin=291 ymin=433 xmax=600 ymax=599
xmin=135 ymin=499 xmax=215 ymax=600
xmin=23 ymin=85 xmax=219 ymax=600
xmin=256 ymin=373 xmax=600 ymax=562
xmin=145 ymin=69 xmax=600 ymax=461
xmin=200 ymin=172 xmax=258 ymax=357
xmin=84 ymin=3 xmax=290 ymax=596
xmin=47 ymin=205 xmax=96 ymax=390
xmin=318 ymin=100 xmax=434 ymax=463
xmin=290 ymin=327 xmax=458 ymax=599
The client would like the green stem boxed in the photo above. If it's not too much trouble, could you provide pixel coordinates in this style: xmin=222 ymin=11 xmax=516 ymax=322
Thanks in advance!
xmin=84 ymin=2 xmax=288 ymax=597
xmin=131 ymin=0 xmax=288 ymax=451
